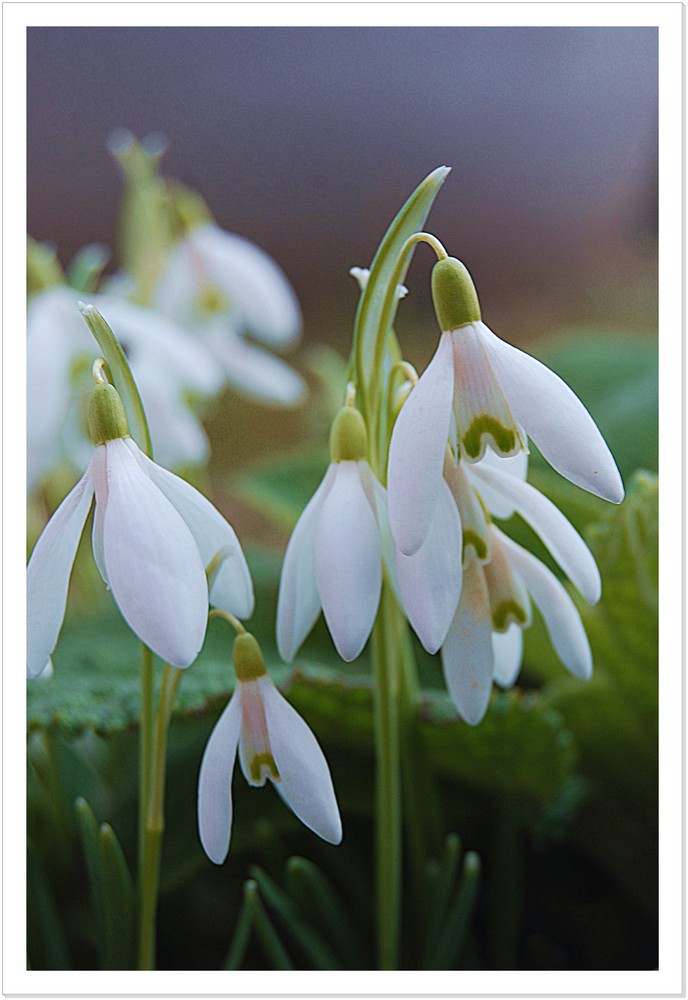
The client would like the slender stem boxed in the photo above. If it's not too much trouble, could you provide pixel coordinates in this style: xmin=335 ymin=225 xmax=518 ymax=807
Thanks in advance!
xmin=138 ymin=645 xmax=155 ymax=904
xmin=372 ymin=582 xmax=402 ymax=969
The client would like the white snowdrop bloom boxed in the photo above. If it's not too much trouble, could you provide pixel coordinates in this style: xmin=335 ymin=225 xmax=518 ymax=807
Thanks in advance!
xmin=387 ymin=257 xmax=624 ymax=556
xmin=198 ymin=632 xmax=341 ymax=864
xmin=441 ymin=453 xmax=600 ymax=725
xmin=27 ymin=285 xmax=221 ymax=487
xmin=276 ymin=406 xmax=462 ymax=663
xmin=154 ymin=222 xmax=302 ymax=346
xmin=27 ymin=379 xmax=253 ymax=678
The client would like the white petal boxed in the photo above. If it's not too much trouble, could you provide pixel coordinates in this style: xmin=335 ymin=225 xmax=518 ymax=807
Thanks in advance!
xmin=499 ymin=533 xmax=593 ymax=680
xmin=396 ymin=478 xmax=462 ymax=653
xmin=90 ymin=446 xmax=109 ymax=586
xmin=470 ymin=461 xmax=601 ymax=603
xmin=260 ymin=677 xmax=342 ymax=844
xmin=276 ymin=466 xmax=335 ymax=662
xmin=478 ymin=323 xmax=624 ymax=504
xmin=27 ymin=464 xmax=94 ymax=677
xmin=492 ymin=624 xmax=524 ymax=688
xmin=387 ymin=331 xmax=455 ymax=555
xmin=197 ymin=689 xmax=242 ymax=864
xmin=135 ymin=369 xmax=210 ymax=469
xmin=313 ymin=462 xmax=382 ymax=662
xmin=127 ymin=440 xmax=254 ymax=619
xmin=441 ymin=556 xmax=493 ymax=725
xmin=101 ymin=438 xmax=208 ymax=667
xmin=466 ymin=446 xmax=528 ymax=519
xmin=191 ymin=224 xmax=302 ymax=346
xmin=443 ymin=458 xmax=491 ymax=564
xmin=203 ymin=320 xmax=306 ymax=405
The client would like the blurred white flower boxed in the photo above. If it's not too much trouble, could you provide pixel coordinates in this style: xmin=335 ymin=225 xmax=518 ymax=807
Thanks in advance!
xmin=387 ymin=257 xmax=624 ymax=556
xmin=198 ymin=633 xmax=341 ymax=864
xmin=27 ymin=382 xmax=253 ymax=677
xmin=153 ymin=222 xmax=306 ymax=405
xmin=27 ymin=285 xmax=221 ymax=487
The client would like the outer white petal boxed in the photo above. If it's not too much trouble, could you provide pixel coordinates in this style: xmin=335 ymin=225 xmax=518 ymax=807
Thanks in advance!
xmin=90 ymin=445 xmax=109 ymax=586
xmin=313 ymin=461 xmax=382 ymax=662
xmin=470 ymin=461 xmax=601 ymax=604
xmin=396 ymin=478 xmax=462 ymax=653
xmin=125 ymin=439 xmax=254 ymax=620
xmin=477 ymin=322 xmax=624 ymax=504
xmin=492 ymin=625 xmax=524 ymax=688
xmin=441 ymin=556 xmax=493 ymax=725
xmin=387 ymin=331 xmax=455 ymax=555
xmin=197 ymin=689 xmax=242 ymax=864
xmin=276 ymin=466 xmax=335 ymax=661
xmin=260 ymin=678 xmax=342 ymax=844
xmin=466 ymin=446 xmax=528 ymax=519
xmin=27 ymin=464 xmax=94 ymax=677
xmin=191 ymin=224 xmax=302 ymax=346
xmin=134 ymin=368 xmax=210 ymax=469
xmin=101 ymin=438 xmax=208 ymax=667
xmin=203 ymin=320 xmax=306 ymax=405
xmin=499 ymin=532 xmax=593 ymax=680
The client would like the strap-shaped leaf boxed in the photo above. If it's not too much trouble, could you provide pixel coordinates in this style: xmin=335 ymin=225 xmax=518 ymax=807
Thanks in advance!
xmin=27 ymin=842 xmax=71 ymax=970
xmin=99 ymin=823 xmax=136 ymax=970
xmin=285 ymin=856 xmax=363 ymax=969
xmin=424 ymin=850 xmax=481 ymax=969
xmin=74 ymin=797 xmax=107 ymax=968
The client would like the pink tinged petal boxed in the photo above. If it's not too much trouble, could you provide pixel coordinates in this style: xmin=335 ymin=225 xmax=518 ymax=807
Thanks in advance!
xmin=259 ymin=677 xmax=342 ymax=845
xmin=126 ymin=439 xmax=254 ymax=619
xmin=466 ymin=446 xmax=529 ymax=519
xmin=499 ymin=532 xmax=593 ymax=680
xmin=197 ymin=689 xmax=242 ymax=864
xmin=313 ymin=461 xmax=382 ymax=662
xmin=237 ymin=679 xmax=280 ymax=786
xmin=396 ymin=479 xmax=462 ymax=654
xmin=27 ymin=464 xmax=94 ymax=678
xmin=470 ymin=462 xmax=601 ymax=604
xmin=451 ymin=324 xmax=525 ymax=464
xmin=192 ymin=224 xmax=302 ymax=346
xmin=441 ymin=556 xmax=494 ymax=725
xmin=387 ymin=331 xmax=455 ymax=555
xmin=101 ymin=438 xmax=208 ymax=667
xmin=276 ymin=466 xmax=336 ymax=662
xmin=477 ymin=322 xmax=624 ymax=504
xmin=492 ymin=624 xmax=524 ymax=688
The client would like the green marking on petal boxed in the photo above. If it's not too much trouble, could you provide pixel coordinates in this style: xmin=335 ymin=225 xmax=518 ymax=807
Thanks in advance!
xmin=197 ymin=283 xmax=230 ymax=316
xmin=249 ymin=752 xmax=280 ymax=784
xmin=492 ymin=600 xmax=528 ymax=632
xmin=462 ymin=415 xmax=518 ymax=460
xmin=462 ymin=529 xmax=489 ymax=562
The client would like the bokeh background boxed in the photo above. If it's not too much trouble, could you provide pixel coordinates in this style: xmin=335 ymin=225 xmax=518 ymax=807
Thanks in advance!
xmin=27 ymin=25 xmax=659 ymax=973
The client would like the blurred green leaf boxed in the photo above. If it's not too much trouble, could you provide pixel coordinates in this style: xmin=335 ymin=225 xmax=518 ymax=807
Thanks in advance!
xmin=235 ymin=447 xmax=328 ymax=531
xmin=27 ymin=843 xmax=71 ymax=970
xmin=99 ymin=823 xmax=136 ymax=969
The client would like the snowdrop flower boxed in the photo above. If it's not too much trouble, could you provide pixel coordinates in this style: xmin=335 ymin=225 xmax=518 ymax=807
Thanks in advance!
xmin=27 ymin=374 xmax=253 ymax=678
xmin=387 ymin=256 xmax=624 ymax=556
xmin=153 ymin=208 xmax=306 ymax=406
xmin=441 ymin=451 xmax=600 ymax=725
xmin=27 ymin=284 xmax=221 ymax=487
xmin=277 ymin=403 xmax=462 ymax=662
xmin=198 ymin=631 xmax=341 ymax=863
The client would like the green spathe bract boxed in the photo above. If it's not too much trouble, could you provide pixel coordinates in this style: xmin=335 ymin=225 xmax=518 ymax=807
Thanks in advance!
xmin=431 ymin=257 xmax=481 ymax=332
xmin=88 ymin=383 xmax=130 ymax=445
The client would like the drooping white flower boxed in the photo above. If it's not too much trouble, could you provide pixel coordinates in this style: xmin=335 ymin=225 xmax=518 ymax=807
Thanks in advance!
xmin=387 ymin=256 xmax=624 ymax=556
xmin=152 ymin=221 xmax=306 ymax=406
xmin=441 ymin=450 xmax=600 ymax=725
xmin=198 ymin=632 xmax=341 ymax=864
xmin=27 ymin=379 xmax=253 ymax=678
xmin=276 ymin=405 xmax=462 ymax=663
xmin=27 ymin=285 xmax=221 ymax=487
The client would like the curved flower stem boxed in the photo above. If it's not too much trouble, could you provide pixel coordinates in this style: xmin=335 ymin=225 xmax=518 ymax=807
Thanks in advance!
xmin=137 ymin=658 xmax=182 ymax=970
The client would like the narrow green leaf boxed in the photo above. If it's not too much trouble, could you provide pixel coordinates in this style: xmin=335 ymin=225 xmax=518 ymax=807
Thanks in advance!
xmin=250 ymin=865 xmax=341 ymax=970
xmin=223 ymin=880 xmax=259 ymax=970
xmin=249 ymin=881 xmax=294 ymax=970
xmin=99 ymin=823 xmax=136 ymax=970
xmin=423 ymin=833 xmax=461 ymax=957
xmin=27 ymin=843 xmax=71 ymax=970
xmin=67 ymin=244 xmax=110 ymax=294
xmin=79 ymin=302 xmax=152 ymax=457
xmin=74 ymin=797 xmax=107 ymax=968
xmin=425 ymin=851 xmax=481 ymax=969
xmin=285 ymin=856 xmax=363 ymax=969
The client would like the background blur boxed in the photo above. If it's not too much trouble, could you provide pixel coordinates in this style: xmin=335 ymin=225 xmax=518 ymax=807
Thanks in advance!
xmin=27 ymin=26 xmax=659 ymax=973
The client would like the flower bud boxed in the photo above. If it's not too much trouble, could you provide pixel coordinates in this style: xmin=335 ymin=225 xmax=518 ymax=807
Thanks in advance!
xmin=88 ymin=382 xmax=129 ymax=445
xmin=431 ymin=257 xmax=481 ymax=332
xmin=329 ymin=406 xmax=368 ymax=463
xmin=233 ymin=632 xmax=267 ymax=682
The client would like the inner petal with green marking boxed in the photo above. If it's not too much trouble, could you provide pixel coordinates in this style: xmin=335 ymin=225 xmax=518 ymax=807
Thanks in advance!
xmin=238 ymin=680 xmax=280 ymax=787
xmin=483 ymin=529 xmax=531 ymax=633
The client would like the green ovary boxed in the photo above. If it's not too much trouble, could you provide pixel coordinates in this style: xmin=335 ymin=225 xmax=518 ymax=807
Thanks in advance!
xmin=462 ymin=416 xmax=517 ymax=460
xmin=492 ymin=600 xmax=528 ymax=632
